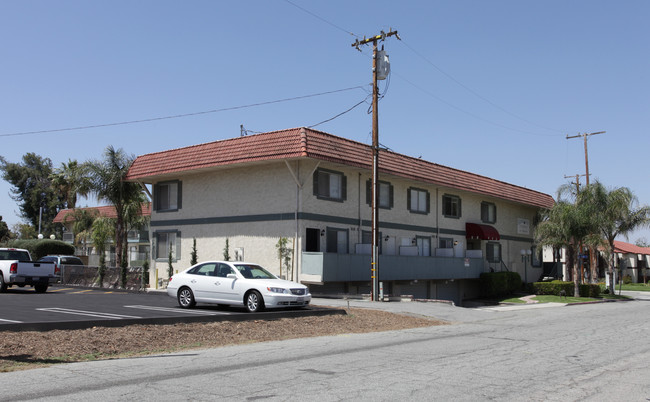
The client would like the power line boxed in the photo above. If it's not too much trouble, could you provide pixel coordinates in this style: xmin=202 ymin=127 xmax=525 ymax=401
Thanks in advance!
xmin=0 ymin=86 xmax=367 ymax=138
xmin=283 ymin=0 xmax=359 ymax=38
xmin=399 ymin=39 xmax=564 ymax=134
xmin=308 ymin=94 xmax=371 ymax=128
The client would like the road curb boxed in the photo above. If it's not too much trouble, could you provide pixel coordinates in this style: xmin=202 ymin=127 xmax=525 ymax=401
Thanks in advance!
xmin=0 ymin=306 xmax=346 ymax=332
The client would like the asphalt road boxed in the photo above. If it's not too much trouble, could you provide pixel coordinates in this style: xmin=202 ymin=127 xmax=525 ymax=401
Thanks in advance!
xmin=1 ymin=296 xmax=649 ymax=401
xmin=0 ymin=286 xmax=338 ymax=330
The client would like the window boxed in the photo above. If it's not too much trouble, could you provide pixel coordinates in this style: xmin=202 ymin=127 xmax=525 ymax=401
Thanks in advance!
xmin=531 ymin=246 xmax=542 ymax=267
xmin=188 ymin=262 xmax=217 ymax=276
xmin=155 ymin=231 xmax=180 ymax=260
xmin=361 ymin=230 xmax=382 ymax=254
xmin=408 ymin=187 xmax=430 ymax=214
xmin=442 ymin=194 xmax=461 ymax=218
xmin=154 ymin=181 xmax=181 ymax=212
xmin=366 ymin=180 xmax=394 ymax=209
xmin=481 ymin=202 xmax=496 ymax=223
xmin=439 ymin=238 xmax=453 ymax=249
xmin=326 ymin=227 xmax=349 ymax=253
xmin=313 ymin=168 xmax=347 ymax=202
xmin=486 ymin=242 xmax=502 ymax=263
xmin=416 ymin=236 xmax=431 ymax=256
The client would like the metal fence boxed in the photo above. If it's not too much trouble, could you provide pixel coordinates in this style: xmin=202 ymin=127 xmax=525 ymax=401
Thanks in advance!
xmin=59 ymin=265 xmax=147 ymax=291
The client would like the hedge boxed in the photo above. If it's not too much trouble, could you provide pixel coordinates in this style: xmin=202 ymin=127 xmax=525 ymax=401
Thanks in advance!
xmin=6 ymin=239 xmax=75 ymax=261
xmin=480 ymin=271 xmax=522 ymax=297
xmin=532 ymin=280 xmax=601 ymax=298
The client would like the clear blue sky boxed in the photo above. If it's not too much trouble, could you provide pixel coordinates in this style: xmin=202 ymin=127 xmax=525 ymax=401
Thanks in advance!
xmin=1 ymin=1 xmax=649 ymax=242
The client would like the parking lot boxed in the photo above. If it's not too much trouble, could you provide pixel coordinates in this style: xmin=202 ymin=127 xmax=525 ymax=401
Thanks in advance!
xmin=0 ymin=285 xmax=343 ymax=331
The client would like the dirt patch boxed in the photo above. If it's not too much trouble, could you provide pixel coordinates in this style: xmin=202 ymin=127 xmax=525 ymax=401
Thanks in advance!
xmin=0 ymin=307 xmax=446 ymax=372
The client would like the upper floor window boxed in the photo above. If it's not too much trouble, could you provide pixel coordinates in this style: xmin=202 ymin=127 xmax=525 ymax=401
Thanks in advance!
xmin=366 ymin=180 xmax=393 ymax=209
xmin=442 ymin=194 xmax=461 ymax=218
xmin=313 ymin=168 xmax=347 ymax=202
xmin=481 ymin=202 xmax=496 ymax=223
xmin=408 ymin=187 xmax=430 ymax=214
xmin=154 ymin=181 xmax=181 ymax=212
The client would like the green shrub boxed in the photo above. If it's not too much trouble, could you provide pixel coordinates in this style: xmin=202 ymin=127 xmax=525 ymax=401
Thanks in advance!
xmin=480 ymin=271 xmax=522 ymax=297
xmin=532 ymin=280 xmax=600 ymax=297
xmin=623 ymin=275 xmax=633 ymax=285
xmin=7 ymin=239 xmax=74 ymax=260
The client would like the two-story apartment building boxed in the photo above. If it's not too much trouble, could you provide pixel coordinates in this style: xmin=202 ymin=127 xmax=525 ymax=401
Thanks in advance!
xmin=125 ymin=128 xmax=554 ymax=304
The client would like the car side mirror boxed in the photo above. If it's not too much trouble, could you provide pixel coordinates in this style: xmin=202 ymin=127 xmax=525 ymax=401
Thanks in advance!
xmin=227 ymin=273 xmax=237 ymax=279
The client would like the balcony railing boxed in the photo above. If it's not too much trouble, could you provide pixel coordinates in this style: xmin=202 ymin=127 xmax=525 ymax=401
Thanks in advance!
xmin=302 ymin=252 xmax=486 ymax=283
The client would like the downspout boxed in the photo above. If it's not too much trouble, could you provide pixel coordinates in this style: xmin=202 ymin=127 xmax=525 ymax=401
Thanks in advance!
xmin=358 ymin=172 xmax=362 ymax=243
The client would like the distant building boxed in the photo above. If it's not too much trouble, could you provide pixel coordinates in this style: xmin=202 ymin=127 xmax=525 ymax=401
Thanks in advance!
xmin=126 ymin=128 xmax=554 ymax=304
xmin=53 ymin=204 xmax=151 ymax=267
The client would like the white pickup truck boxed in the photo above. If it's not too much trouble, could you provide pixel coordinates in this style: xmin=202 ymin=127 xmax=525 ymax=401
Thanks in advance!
xmin=0 ymin=248 xmax=58 ymax=293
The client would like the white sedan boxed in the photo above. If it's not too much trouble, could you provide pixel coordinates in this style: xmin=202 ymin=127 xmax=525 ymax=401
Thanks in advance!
xmin=167 ymin=261 xmax=311 ymax=312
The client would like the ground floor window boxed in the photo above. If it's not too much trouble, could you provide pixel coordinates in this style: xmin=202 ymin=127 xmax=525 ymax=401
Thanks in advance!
xmin=486 ymin=242 xmax=501 ymax=263
xmin=416 ymin=236 xmax=431 ymax=256
xmin=326 ymin=227 xmax=349 ymax=254
xmin=155 ymin=231 xmax=180 ymax=261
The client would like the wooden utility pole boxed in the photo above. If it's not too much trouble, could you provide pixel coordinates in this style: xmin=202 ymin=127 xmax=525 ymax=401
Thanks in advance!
xmin=352 ymin=29 xmax=399 ymax=302
xmin=566 ymin=131 xmax=605 ymax=187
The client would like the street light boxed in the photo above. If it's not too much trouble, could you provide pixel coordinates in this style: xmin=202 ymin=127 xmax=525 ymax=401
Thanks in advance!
xmin=521 ymin=248 xmax=532 ymax=284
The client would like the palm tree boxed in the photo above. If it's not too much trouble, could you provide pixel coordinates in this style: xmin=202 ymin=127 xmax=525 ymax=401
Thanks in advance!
xmin=85 ymin=146 xmax=144 ymax=288
xmin=582 ymin=181 xmax=650 ymax=294
xmin=90 ymin=216 xmax=114 ymax=287
xmin=63 ymin=208 xmax=98 ymax=256
xmin=50 ymin=160 xmax=90 ymax=209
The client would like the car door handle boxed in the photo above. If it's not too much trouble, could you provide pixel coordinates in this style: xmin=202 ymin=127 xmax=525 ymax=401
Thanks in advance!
xmin=191 ymin=279 xmax=196 ymax=283
xmin=215 ymin=281 xmax=221 ymax=286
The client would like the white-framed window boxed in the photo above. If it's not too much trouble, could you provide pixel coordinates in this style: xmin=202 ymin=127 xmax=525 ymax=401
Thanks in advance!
xmin=366 ymin=180 xmax=394 ymax=209
xmin=416 ymin=236 xmax=431 ymax=256
xmin=481 ymin=202 xmax=497 ymax=223
xmin=439 ymin=237 xmax=454 ymax=249
xmin=408 ymin=187 xmax=430 ymax=214
xmin=155 ymin=231 xmax=180 ymax=261
xmin=313 ymin=168 xmax=347 ymax=202
xmin=442 ymin=194 xmax=461 ymax=218
xmin=154 ymin=181 xmax=181 ymax=212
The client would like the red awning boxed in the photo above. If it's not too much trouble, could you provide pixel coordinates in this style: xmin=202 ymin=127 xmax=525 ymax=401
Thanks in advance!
xmin=466 ymin=223 xmax=500 ymax=241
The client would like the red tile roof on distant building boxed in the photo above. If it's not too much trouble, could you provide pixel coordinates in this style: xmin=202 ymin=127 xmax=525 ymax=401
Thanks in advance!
xmin=613 ymin=240 xmax=650 ymax=256
xmin=125 ymin=127 xmax=554 ymax=209
xmin=53 ymin=204 xmax=151 ymax=224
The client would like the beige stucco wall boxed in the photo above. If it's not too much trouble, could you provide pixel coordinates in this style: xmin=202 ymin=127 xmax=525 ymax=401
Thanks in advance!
xmin=150 ymin=159 xmax=543 ymax=286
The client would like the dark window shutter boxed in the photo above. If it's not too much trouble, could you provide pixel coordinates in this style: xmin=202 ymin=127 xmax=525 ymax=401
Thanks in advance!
xmin=313 ymin=170 xmax=319 ymax=196
xmin=389 ymin=184 xmax=394 ymax=208
xmin=177 ymin=181 xmax=182 ymax=210
xmin=366 ymin=180 xmax=371 ymax=205
xmin=342 ymin=175 xmax=347 ymax=200
xmin=153 ymin=184 xmax=159 ymax=211
xmin=407 ymin=188 xmax=412 ymax=211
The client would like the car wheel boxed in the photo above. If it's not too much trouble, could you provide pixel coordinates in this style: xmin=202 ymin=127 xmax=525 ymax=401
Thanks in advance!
xmin=245 ymin=290 xmax=264 ymax=313
xmin=177 ymin=287 xmax=196 ymax=309
xmin=0 ymin=275 xmax=6 ymax=293
xmin=34 ymin=284 xmax=48 ymax=293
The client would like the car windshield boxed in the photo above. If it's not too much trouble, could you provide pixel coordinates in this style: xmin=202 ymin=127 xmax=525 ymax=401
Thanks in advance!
xmin=234 ymin=264 xmax=276 ymax=279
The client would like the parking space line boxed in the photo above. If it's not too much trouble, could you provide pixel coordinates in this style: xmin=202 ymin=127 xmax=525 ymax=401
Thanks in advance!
xmin=48 ymin=288 xmax=73 ymax=292
xmin=70 ymin=289 xmax=95 ymax=294
xmin=0 ymin=318 xmax=23 ymax=323
xmin=36 ymin=308 xmax=142 ymax=319
xmin=124 ymin=305 xmax=226 ymax=315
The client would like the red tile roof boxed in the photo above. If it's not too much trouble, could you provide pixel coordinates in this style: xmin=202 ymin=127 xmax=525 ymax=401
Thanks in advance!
xmin=126 ymin=128 xmax=554 ymax=209
xmin=53 ymin=204 xmax=151 ymax=224
xmin=613 ymin=240 xmax=650 ymax=256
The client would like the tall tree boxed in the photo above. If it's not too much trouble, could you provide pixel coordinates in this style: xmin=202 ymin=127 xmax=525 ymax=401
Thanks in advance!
xmin=0 ymin=216 xmax=12 ymax=243
xmin=0 ymin=153 xmax=62 ymax=236
xmin=50 ymin=159 xmax=90 ymax=209
xmin=63 ymin=208 xmax=98 ymax=256
xmin=90 ymin=216 xmax=114 ymax=287
xmin=581 ymin=181 xmax=650 ymax=294
xmin=85 ymin=146 xmax=144 ymax=288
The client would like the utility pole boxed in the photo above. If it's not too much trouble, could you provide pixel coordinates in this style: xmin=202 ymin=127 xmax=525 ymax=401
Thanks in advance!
xmin=564 ymin=173 xmax=587 ymax=195
xmin=352 ymin=29 xmax=399 ymax=302
xmin=566 ymin=131 xmax=605 ymax=187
